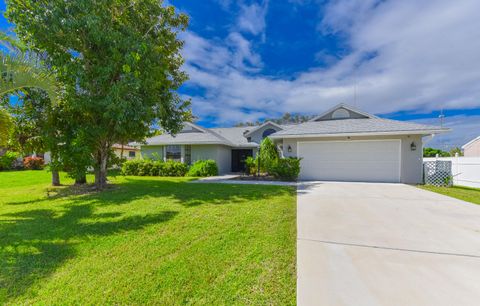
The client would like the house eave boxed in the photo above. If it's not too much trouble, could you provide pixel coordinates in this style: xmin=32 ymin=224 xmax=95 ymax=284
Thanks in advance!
xmin=141 ymin=142 xmax=259 ymax=147
xmin=142 ymin=141 xmax=229 ymax=146
xmin=270 ymin=129 xmax=450 ymax=139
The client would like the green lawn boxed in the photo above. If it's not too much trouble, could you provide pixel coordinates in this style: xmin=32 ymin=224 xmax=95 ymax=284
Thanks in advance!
xmin=0 ymin=171 xmax=296 ymax=305
xmin=420 ymin=185 xmax=480 ymax=205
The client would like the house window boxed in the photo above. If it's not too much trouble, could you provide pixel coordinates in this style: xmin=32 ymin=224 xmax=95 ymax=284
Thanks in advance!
xmin=332 ymin=108 xmax=350 ymax=119
xmin=262 ymin=128 xmax=276 ymax=139
xmin=184 ymin=145 xmax=191 ymax=165
xmin=128 ymin=151 xmax=136 ymax=158
xmin=166 ymin=145 xmax=181 ymax=161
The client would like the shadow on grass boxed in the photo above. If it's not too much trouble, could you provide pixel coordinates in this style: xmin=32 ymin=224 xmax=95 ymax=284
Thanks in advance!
xmin=93 ymin=177 xmax=296 ymax=207
xmin=1 ymin=177 xmax=295 ymax=300
xmin=0 ymin=201 xmax=177 ymax=300
xmin=8 ymin=177 xmax=295 ymax=207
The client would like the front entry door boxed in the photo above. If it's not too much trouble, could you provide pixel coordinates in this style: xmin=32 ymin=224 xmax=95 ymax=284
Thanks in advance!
xmin=231 ymin=149 xmax=253 ymax=172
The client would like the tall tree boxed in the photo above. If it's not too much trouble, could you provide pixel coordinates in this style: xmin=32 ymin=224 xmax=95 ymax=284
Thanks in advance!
xmin=0 ymin=33 xmax=62 ymax=184
xmin=7 ymin=0 xmax=191 ymax=189
xmin=0 ymin=107 xmax=12 ymax=147
xmin=3 ymin=88 xmax=70 ymax=185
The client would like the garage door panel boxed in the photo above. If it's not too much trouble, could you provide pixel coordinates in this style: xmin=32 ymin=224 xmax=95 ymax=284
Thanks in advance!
xmin=298 ymin=140 xmax=400 ymax=182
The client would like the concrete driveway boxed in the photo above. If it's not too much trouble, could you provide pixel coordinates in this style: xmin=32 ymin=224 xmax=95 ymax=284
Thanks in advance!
xmin=297 ymin=182 xmax=480 ymax=306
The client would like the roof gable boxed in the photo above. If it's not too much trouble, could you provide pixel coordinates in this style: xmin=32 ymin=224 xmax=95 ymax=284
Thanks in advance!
xmin=310 ymin=103 xmax=377 ymax=122
xmin=243 ymin=121 xmax=283 ymax=137
xmin=462 ymin=136 xmax=480 ymax=149
xmin=179 ymin=122 xmax=208 ymax=133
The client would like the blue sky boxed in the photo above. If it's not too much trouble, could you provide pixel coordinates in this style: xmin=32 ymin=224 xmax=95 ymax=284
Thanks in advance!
xmin=2 ymin=0 xmax=480 ymax=149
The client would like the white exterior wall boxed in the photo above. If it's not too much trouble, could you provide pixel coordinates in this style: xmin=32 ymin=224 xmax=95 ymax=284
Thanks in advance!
xmin=142 ymin=144 xmax=232 ymax=174
xmin=280 ymin=134 xmax=423 ymax=184
xmin=215 ymin=145 xmax=232 ymax=175
xmin=424 ymin=156 xmax=480 ymax=188
xmin=191 ymin=145 xmax=217 ymax=162
xmin=464 ymin=140 xmax=480 ymax=157
xmin=191 ymin=145 xmax=231 ymax=174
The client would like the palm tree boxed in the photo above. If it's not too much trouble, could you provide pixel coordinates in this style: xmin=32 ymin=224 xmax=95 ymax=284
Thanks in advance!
xmin=0 ymin=36 xmax=58 ymax=101
xmin=0 ymin=32 xmax=59 ymax=144
xmin=0 ymin=33 xmax=60 ymax=184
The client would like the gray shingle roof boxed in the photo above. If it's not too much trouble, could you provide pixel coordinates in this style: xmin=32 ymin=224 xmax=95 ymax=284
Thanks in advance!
xmin=271 ymin=118 xmax=446 ymax=138
xmin=145 ymin=131 xmax=227 ymax=145
xmin=144 ymin=126 xmax=259 ymax=147
xmin=143 ymin=116 xmax=447 ymax=146
xmin=209 ymin=127 xmax=258 ymax=147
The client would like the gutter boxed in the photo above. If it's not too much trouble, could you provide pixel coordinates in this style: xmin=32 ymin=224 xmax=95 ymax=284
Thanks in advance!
xmin=270 ymin=129 xmax=451 ymax=139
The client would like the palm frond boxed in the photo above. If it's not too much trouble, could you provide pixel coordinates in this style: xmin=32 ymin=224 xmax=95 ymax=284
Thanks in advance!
xmin=0 ymin=51 xmax=59 ymax=103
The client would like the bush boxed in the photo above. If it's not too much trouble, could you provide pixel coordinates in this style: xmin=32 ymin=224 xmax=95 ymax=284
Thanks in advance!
xmin=137 ymin=159 xmax=154 ymax=176
xmin=245 ymin=156 xmax=256 ymax=175
xmin=23 ymin=156 xmax=45 ymax=170
xmin=121 ymin=159 xmax=143 ymax=175
xmin=187 ymin=160 xmax=219 ymax=177
xmin=0 ymin=151 xmax=19 ymax=170
xmin=121 ymin=159 xmax=188 ymax=177
xmin=162 ymin=160 xmax=188 ymax=177
xmin=259 ymin=137 xmax=279 ymax=172
xmin=269 ymin=157 xmax=301 ymax=181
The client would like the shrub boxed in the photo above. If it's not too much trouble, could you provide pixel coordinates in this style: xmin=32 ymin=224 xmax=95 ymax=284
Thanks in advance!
xmin=122 ymin=159 xmax=188 ymax=177
xmin=137 ymin=159 xmax=154 ymax=176
xmin=0 ymin=151 xmax=19 ymax=170
xmin=23 ymin=156 xmax=45 ymax=170
xmin=259 ymin=137 xmax=279 ymax=172
xmin=245 ymin=156 xmax=256 ymax=175
xmin=162 ymin=160 xmax=188 ymax=177
xmin=122 ymin=159 xmax=143 ymax=175
xmin=187 ymin=160 xmax=219 ymax=177
xmin=150 ymin=161 xmax=163 ymax=176
xmin=269 ymin=157 xmax=301 ymax=181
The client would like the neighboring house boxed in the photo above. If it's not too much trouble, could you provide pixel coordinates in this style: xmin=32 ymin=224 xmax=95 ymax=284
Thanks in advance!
xmin=462 ymin=136 xmax=480 ymax=157
xmin=140 ymin=104 xmax=448 ymax=183
xmin=113 ymin=144 xmax=140 ymax=160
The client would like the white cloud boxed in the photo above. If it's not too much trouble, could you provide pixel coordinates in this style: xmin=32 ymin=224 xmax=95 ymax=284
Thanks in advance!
xmin=236 ymin=1 xmax=269 ymax=37
xmin=182 ymin=0 xmax=480 ymax=144
xmin=181 ymin=31 xmax=262 ymax=73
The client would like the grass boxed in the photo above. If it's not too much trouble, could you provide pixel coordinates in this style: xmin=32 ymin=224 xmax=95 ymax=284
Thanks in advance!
xmin=420 ymin=185 xmax=480 ymax=205
xmin=0 ymin=170 xmax=296 ymax=305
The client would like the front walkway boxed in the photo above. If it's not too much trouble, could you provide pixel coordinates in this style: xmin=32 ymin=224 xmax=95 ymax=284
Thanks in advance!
xmin=297 ymin=182 xmax=480 ymax=306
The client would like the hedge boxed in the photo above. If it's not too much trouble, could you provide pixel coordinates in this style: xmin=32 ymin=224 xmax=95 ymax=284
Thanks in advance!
xmin=268 ymin=157 xmax=301 ymax=181
xmin=121 ymin=159 xmax=188 ymax=177
xmin=0 ymin=151 xmax=19 ymax=170
xmin=187 ymin=160 xmax=218 ymax=177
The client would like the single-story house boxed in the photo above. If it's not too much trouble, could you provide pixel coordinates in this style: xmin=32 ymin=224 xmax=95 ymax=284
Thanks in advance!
xmin=139 ymin=104 xmax=449 ymax=183
xmin=462 ymin=136 xmax=480 ymax=157
xmin=112 ymin=144 xmax=140 ymax=160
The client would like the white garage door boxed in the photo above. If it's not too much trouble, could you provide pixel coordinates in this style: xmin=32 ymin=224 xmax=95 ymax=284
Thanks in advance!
xmin=298 ymin=140 xmax=401 ymax=182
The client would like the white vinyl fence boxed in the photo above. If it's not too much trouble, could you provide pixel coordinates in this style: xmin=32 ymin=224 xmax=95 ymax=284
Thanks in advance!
xmin=423 ymin=156 xmax=480 ymax=188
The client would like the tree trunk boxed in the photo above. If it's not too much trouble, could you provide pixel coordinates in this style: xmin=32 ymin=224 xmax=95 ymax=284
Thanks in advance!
xmin=51 ymin=170 xmax=60 ymax=186
xmin=51 ymin=151 xmax=61 ymax=186
xmin=75 ymin=175 xmax=87 ymax=185
xmin=94 ymin=148 xmax=108 ymax=189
